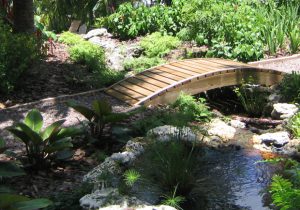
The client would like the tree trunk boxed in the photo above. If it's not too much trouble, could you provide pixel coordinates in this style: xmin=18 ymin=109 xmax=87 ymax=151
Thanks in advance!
xmin=13 ymin=0 xmax=34 ymax=33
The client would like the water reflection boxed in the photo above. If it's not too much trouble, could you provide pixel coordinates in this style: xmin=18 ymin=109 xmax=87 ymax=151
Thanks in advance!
xmin=192 ymin=148 xmax=276 ymax=210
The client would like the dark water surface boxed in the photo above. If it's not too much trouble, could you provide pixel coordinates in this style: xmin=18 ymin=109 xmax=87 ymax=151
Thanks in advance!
xmin=189 ymin=148 xmax=276 ymax=210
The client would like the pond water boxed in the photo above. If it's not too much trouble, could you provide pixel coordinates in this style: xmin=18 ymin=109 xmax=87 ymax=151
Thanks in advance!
xmin=187 ymin=148 xmax=277 ymax=210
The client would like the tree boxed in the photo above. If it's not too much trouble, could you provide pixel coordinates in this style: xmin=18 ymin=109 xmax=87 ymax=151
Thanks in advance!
xmin=13 ymin=0 xmax=34 ymax=33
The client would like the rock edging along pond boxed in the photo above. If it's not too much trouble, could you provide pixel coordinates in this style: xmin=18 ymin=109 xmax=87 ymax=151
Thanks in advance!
xmin=79 ymin=100 xmax=299 ymax=210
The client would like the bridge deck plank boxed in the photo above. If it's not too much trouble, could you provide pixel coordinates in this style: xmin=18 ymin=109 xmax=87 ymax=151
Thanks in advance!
xmin=105 ymin=58 xmax=284 ymax=106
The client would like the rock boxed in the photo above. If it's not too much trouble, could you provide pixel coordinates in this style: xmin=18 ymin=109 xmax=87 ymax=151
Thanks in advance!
xmin=78 ymin=24 xmax=87 ymax=34
xmin=99 ymin=205 xmax=176 ymax=210
xmin=268 ymin=93 xmax=281 ymax=103
xmin=84 ymin=28 xmax=108 ymax=39
xmin=110 ymin=151 xmax=136 ymax=165
xmin=80 ymin=187 xmax=153 ymax=210
xmin=271 ymin=103 xmax=298 ymax=120
xmin=148 ymin=125 xmax=197 ymax=142
xmin=125 ymin=140 xmax=145 ymax=156
xmin=83 ymin=157 xmax=121 ymax=183
xmin=207 ymin=119 xmax=236 ymax=142
xmin=282 ymin=139 xmax=300 ymax=156
xmin=202 ymin=135 xmax=223 ymax=148
xmin=230 ymin=120 xmax=246 ymax=129
xmin=253 ymin=131 xmax=290 ymax=147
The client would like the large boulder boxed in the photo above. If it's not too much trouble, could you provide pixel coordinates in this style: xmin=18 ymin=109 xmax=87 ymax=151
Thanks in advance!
xmin=271 ymin=103 xmax=298 ymax=120
xmin=147 ymin=125 xmax=197 ymax=142
xmin=84 ymin=28 xmax=109 ymax=39
xmin=253 ymin=131 xmax=290 ymax=148
xmin=207 ymin=119 xmax=236 ymax=142
xmin=282 ymin=138 xmax=300 ymax=156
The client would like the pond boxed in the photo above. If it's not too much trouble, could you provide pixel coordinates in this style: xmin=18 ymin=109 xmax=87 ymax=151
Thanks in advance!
xmin=189 ymin=148 xmax=277 ymax=210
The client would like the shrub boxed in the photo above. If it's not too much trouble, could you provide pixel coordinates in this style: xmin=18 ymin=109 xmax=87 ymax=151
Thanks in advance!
xmin=124 ymin=56 xmax=165 ymax=73
xmin=0 ymin=21 xmax=40 ymax=93
xmin=69 ymin=41 xmax=106 ymax=72
xmin=288 ymin=112 xmax=300 ymax=138
xmin=123 ymin=169 xmax=141 ymax=187
xmin=0 ymin=138 xmax=53 ymax=210
xmin=140 ymin=32 xmax=181 ymax=58
xmin=172 ymin=92 xmax=212 ymax=122
xmin=7 ymin=109 xmax=82 ymax=168
xmin=135 ymin=140 xmax=199 ymax=203
xmin=102 ymin=0 xmax=186 ymax=39
xmin=67 ymin=100 xmax=131 ymax=140
xmin=234 ymin=82 xmax=268 ymax=117
xmin=58 ymin=32 xmax=84 ymax=46
xmin=279 ymin=72 xmax=300 ymax=103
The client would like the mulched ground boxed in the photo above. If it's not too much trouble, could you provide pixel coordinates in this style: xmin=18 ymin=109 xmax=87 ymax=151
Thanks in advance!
xmin=0 ymin=42 xmax=98 ymax=108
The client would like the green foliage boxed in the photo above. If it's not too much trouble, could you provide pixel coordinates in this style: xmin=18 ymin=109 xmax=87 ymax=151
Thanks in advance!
xmin=288 ymin=112 xmax=300 ymax=139
xmin=140 ymin=32 xmax=181 ymax=58
xmin=69 ymin=41 xmax=106 ymax=72
xmin=67 ymin=100 xmax=130 ymax=139
xmin=7 ymin=109 xmax=82 ymax=168
xmin=161 ymin=185 xmax=185 ymax=210
xmin=0 ymin=20 xmax=40 ymax=93
xmin=101 ymin=0 xmax=186 ymax=39
xmin=0 ymin=138 xmax=53 ymax=210
xmin=58 ymin=32 xmax=83 ymax=46
xmin=234 ymin=81 xmax=268 ymax=117
xmin=124 ymin=56 xmax=165 ymax=73
xmin=279 ymin=72 xmax=300 ymax=103
xmin=123 ymin=169 xmax=141 ymax=187
xmin=270 ymin=175 xmax=300 ymax=210
xmin=136 ymin=140 xmax=198 ymax=200
xmin=289 ymin=28 xmax=300 ymax=54
xmin=172 ymin=92 xmax=212 ymax=122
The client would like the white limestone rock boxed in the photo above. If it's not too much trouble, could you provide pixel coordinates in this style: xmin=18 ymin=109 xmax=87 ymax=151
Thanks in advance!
xmin=253 ymin=131 xmax=290 ymax=147
xmin=230 ymin=119 xmax=246 ymax=129
xmin=271 ymin=103 xmax=299 ymax=120
xmin=207 ymin=119 xmax=236 ymax=142
xmin=147 ymin=125 xmax=197 ymax=142
xmin=84 ymin=28 xmax=108 ymax=39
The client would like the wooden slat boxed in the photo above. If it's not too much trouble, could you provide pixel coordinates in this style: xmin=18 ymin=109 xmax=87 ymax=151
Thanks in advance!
xmin=160 ymin=65 xmax=197 ymax=76
xmin=119 ymin=81 xmax=154 ymax=96
xmin=112 ymin=84 xmax=146 ymax=99
xmin=170 ymin=62 xmax=210 ymax=73
xmin=126 ymin=77 xmax=162 ymax=91
xmin=183 ymin=60 xmax=220 ymax=70
xmin=209 ymin=59 xmax=249 ymax=67
xmin=135 ymin=74 xmax=169 ymax=88
xmin=149 ymin=68 xmax=185 ymax=81
xmin=156 ymin=66 xmax=192 ymax=78
xmin=106 ymin=89 xmax=139 ymax=105
xmin=141 ymin=71 xmax=178 ymax=85
xmin=190 ymin=59 xmax=231 ymax=69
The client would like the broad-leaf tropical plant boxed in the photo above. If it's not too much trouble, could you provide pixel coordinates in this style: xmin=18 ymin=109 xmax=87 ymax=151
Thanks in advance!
xmin=67 ymin=100 xmax=131 ymax=139
xmin=7 ymin=109 xmax=82 ymax=168
xmin=0 ymin=137 xmax=53 ymax=210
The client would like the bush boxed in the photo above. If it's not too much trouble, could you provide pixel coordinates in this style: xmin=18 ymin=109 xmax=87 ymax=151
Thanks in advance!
xmin=124 ymin=56 xmax=165 ymax=73
xmin=69 ymin=41 xmax=106 ymax=72
xmin=0 ymin=21 xmax=40 ymax=93
xmin=58 ymin=32 xmax=84 ymax=46
xmin=101 ymin=0 xmax=186 ymax=39
xmin=172 ymin=92 xmax=212 ymax=122
xmin=7 ymin=109 xmax=82 ymax=169
xmin=279 ymin=72 xmax=300 ymax=103
xmin=140 ymin=32 xmax=181 ymax=58
xmin=288 ymin=112 xmax=300 ymax=139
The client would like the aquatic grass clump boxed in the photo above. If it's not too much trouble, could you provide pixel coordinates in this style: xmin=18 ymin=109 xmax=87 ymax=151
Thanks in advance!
xmin=123 ymin=169 xmax=141 ymax=187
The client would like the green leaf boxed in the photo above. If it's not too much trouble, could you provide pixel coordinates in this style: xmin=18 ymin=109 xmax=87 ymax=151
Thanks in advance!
xmin=56 ymin=127 xmax=83 ymax=139
xmin=41 ymin=120 xmax=65 ymax=140
xmin=24 ymin=109 xmax=43 ymax=133
xmin=17 ymin=123 xmax=43 ymax=145
xmin=0 ymin=194 xmax=29 ymax=209
xmin=12 ymin=198 xmax=53 ymax=210
xmin=0 ymin=137 xmax=7 ymax=153
xmin=66 ymin=101 xmax=95 ymax=121
xmin=44 ymin=138 xmax=73 ymax=153
xmin=6 ymin=128 xmax=30 ymax=145
xmin=0 ymin=162 xmax=25 ymax=178
xmin=55 ymin=150 xmax=74 ymax=160
xmin=92 ymin=100 xmax=112 ymax=116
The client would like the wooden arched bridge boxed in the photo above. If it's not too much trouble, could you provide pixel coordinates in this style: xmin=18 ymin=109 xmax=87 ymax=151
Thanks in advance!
xmin=105 ymin=58 xmax=285 ymax=106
